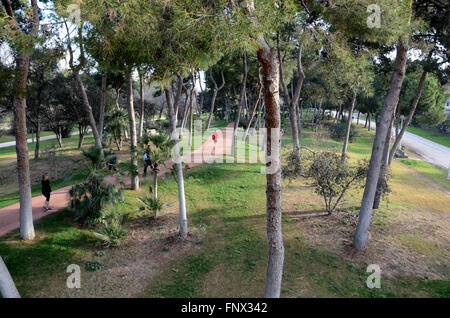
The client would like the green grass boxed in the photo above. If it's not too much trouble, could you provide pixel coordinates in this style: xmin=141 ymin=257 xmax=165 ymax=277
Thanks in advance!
xmin=0 ymin=169 xmax=89 ymax=209
xmin=400 ymin=159 xmax=450 ymax=188
xmin=1 ymin=120 xmax=448 ymax=298
xmin=0 ymin=131 xmax=56 ymax=144
xmin=0 ymin=133 xmax=93 ymax=156
xmin=406 ymin=126 xmax=450 ymax=148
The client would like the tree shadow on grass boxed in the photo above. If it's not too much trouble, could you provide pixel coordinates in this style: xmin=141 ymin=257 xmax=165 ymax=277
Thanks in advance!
xmin=284 ymin=209 xmax=329 ymax=218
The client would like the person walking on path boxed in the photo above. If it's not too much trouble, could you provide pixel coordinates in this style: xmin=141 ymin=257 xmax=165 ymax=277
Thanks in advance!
xmin=143 ymin=148 xmax=152 ymax=176
xmin=108 ymin=149 xmax=118 ymax=173
xmin=41 ymin=173 xmax=52 ymax=212
xmin=212 ymin=131 xmax=218 ymax=156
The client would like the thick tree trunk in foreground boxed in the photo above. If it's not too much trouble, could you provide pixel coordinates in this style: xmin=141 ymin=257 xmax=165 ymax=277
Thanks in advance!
xmin=232 ymin=52 xmax=248 ymax=157
xmin=342 ymin=90 xmax=357 ymax=161
xmin=14 ymin=53 xmax=35 ymax=241
xmin=164 ymin=77 xmax=187 ymax=239
xmin=126 ymin=68 xmax=139 ymax=190
xmin=206 ymin=68 xmax=225 ymax=131
xmin=7 ymin=0 xmax=40 ymax=241
xmin=388 ymin=70 xmax=427 ymax=165
xmin=0 ymin=256 xmax=20 ymax=298
xmin=257 ymin=42 xmax=284 ymax=298
xmin=353 ymin=41 xmax=408 ymax=250
xmin=98 ymin=71 xmax=107 ymax=141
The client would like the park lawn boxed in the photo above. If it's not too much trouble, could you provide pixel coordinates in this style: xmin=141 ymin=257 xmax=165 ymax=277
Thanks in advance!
xmin=0 ymin=134 xmax=96 ymax=208
xmin=0 ymin=131 xmax=57 ymax=144
xmin=0 ymin=122 xmax=448 ymax=298
xmin=406 ymin=126 xmax=450 ymax=148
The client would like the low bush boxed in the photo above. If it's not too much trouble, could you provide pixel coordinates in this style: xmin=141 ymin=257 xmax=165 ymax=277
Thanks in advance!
xmin=304 ymin=151 xmax=369 ymax=214
xmin=329 ymin=123 xmax=359 ymax=142
xmin=86 ymin=259 xmax=104 ymax=271
xmin=93 ymin=208 xmax=128 ymax=247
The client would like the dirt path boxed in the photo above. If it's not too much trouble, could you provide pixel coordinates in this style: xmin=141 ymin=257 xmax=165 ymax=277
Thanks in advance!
xmin=0 ymin=124 xmax=235 ymax=238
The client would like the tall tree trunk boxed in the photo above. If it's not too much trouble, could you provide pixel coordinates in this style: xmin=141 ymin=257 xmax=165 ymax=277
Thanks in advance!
xmin=243 ymin=66 xmax=263 ymax=140
xmin=74 ymin=71 xmax=103 ymax=157
xmin=34 ymin=120 xmax=40 ymax=159
xmin=77 ymin=124 xmax=85 ymax=149
xmin=206 ymin=69 xmax=225 ymax=130
xmin=277 ymin=36 xmax=304 ymax=154
xmin=373 ymin=113 xmax=395 ymax=209
xmin=139 ymin=70 xmax=145 ymax=138
xmin=98 ymin=71 xmax=107 ymax=141
xmin=232 ymin=52 xmax=248 ymax=157
xmin=198 ymin=70 xmax=205 ymax=118
xmin=7 ymin=0 xmax=40 ymax=241
xmin=0 ymin=256 xmax=20 ymax=298
xmin=342 ymin=90 xmax=358 ymax=161
xmin=164 ymin=78 xmax=188 ymax=239
xmin=388 ymin=70 xmax=427 ymax=165
xmin=224 ymin=94 xmax=231 ymax=122
xmin=188 ymin=77 xmax=195 ymax=147
xmin=257 ymin=42 xmax=284 ymax=299
xmin=368 ymin=113 xmax=372 ymax=131
xmin=153 ymin=170 xmax=158 ymax=201
xmin=357 ymin=111 xmax=360 ymax=126
xmin=353 ymin=41 xmax=408 ymax=250
xmin=14 ymin=53 xmax=35 ymax=241
xmin=126 ymin=68 xmax=139 ymax=190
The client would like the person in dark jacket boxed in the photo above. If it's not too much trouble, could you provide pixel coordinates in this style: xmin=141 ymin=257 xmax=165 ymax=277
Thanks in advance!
xmin=108 ymin=149 xmax=118 ymax=173
xmin=41 ymin=173 xmax=52 ymax=212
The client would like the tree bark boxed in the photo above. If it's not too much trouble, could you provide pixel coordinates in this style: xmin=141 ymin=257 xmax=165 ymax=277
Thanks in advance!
xmin=243 ymin=66 xmax=263 ymax=140
xmin=257 ymin=41 xmax=284 ymax=299
xmin=125 ymin=68 xmax=139 ymax=190
xmin=232 ymin=52 xmax=248 ymax=157
xmin=14 ymin=54 xmax=35 ymax=241
xmin=164 ymin=79 xmax=188 ymax=239
xmin=138 ymin=70 xmax=145 ymax=138
xmin=206 ymin=68 xmax=225 ymax=130
xmin=342 ymin=90 xmax=357 ymax=161
xmin=353 ymin=41 xmax=408 ymax=250
xmin=8 ymin=0 xmax=40 ymax=241
xmin=388 ymin=70 xmax=427 ymax=165
xmin=277 ymin=37 xmax=304 ymax=154
xmin=373 ymin=113 xmax=395 ymax=209
xmin=0 ymin=256 xmax=20 ymax=298
xmin=74 ymin=71 xmax=103 ymax=156
xmin=34 ymin=120 xmax=40 ymax=160
xmin=98 ymin=71 xmax=107 ymax=141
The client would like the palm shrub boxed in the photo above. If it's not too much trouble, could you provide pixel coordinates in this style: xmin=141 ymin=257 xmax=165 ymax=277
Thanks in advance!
xmin=139 ymin=197 xmax=163 ymax=218
xmin=304 ymin=151 xmax=369 ymax=215
xmin=69 ymin=146 xmax=123 ymax=226
xmin=140 ymin=133 xmax=173 ymax=200
xmin=104 ymin=108 xmax=128 ymax=151
xmin=93 ymin=208 xmax=128 ymax=247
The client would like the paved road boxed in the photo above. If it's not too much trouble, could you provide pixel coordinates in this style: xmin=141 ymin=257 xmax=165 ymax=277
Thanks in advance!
xmin=331 ymin=111 xmax=450 ymax=170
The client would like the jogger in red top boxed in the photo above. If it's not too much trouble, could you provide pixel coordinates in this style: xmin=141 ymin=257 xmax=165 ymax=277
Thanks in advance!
xmin=212 ymin=132 xmax=218 ymax=156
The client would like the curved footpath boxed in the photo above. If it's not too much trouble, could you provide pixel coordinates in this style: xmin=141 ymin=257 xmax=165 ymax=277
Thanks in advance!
xmin=0 ymin=124 xmax=234 ymax=238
